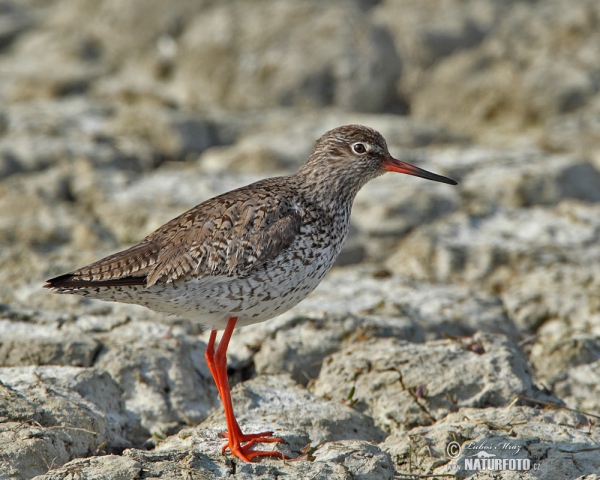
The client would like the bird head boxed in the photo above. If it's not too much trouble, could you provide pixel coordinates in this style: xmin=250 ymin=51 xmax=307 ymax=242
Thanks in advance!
xmin=298 ymin=125 xmax=456 ymax=201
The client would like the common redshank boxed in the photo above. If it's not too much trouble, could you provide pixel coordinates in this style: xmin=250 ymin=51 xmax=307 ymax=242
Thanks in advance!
xmin=45 ymin=125 xmax=457 ymax=462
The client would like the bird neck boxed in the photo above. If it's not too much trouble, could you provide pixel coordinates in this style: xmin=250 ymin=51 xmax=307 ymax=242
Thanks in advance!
xmin=294 ymin=163 xmax=365 ymax=216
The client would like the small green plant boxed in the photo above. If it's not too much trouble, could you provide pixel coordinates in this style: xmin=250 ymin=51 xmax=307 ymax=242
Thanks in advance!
xmin=299 ymin=442 xmax=325 ymax=462
xmin=93 ymin=441 xmax=107 ymax=456
xmin=342 ymin=385 xmax=359 ymax=407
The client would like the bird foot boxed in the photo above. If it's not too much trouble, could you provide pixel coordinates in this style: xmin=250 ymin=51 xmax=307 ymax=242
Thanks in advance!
xmin=221 ymin=430 xmax=289 ymax=462
xmin=220 ymin=430 xmax=278 ymax=441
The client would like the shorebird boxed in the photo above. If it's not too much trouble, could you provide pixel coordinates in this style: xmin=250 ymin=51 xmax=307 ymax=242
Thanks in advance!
xmin=45 ymin=125 xmax=457 ymax=462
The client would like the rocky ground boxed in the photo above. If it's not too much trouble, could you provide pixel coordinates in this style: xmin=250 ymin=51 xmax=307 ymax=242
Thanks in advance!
xmin=1 ymin=1 xmax=600 ymax=479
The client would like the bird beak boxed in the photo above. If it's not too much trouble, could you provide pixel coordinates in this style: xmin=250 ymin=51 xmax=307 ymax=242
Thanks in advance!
xmin=382 ymin=157 xmax=458 ymax=185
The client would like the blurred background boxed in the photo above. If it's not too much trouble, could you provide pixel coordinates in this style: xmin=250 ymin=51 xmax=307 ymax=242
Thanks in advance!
xmin=0 ymin=0 xmax=600 ymax=474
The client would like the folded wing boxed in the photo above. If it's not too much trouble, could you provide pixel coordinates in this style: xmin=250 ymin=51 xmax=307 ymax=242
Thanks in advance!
xmin=45 ymin=180 xmax=302 ymax=290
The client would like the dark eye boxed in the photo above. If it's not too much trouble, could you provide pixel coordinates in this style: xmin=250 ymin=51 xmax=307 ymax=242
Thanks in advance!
xmin=352 ymin=143 xmax=367 ymax=154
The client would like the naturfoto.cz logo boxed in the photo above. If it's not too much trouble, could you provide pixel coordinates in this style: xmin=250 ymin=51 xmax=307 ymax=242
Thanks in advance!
xmin=445 ymin=439 xmax=540 ymax=472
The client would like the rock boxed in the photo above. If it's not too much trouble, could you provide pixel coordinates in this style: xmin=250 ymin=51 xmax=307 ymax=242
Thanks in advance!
xmin=0 ymin=98 xmax=229 ymax=182
xmin=352 ymin=172 xmax=459 ymax=242
xmin=202 ymin=374 xmax=385 ymax=445
xmin=553 ymin=359 xmax=600 ymax=415
xmin=36 ymin=435 xmax=394 ymax=480
xmin=0 ymin=99 xmax=129 ymax=176
xmin=541 ymin=99 xmax=600 ymax=155
xmin=373 ymin=0 xmax=498 ymax=95
xmin=170 ymin=0 xmax=403 ymax=112
xmin=386 ymin=200 xmax=600 ymax=286
xmin=0 ymin=313 xmax=219 ymax=448
xmin=501 ymin=261 xmax=600 ymax=333
xmin=0 ymin=378 xmax=44 ymax=478
xmin=1 ymin=1 xmax=403 ymax=113
xmin=0 ymin=319 xmax=100 ymax=367
xmin=384 ymin=406 xmax=600 ymax=479
xmin=101 ymin=103 xmax=227 ymax=161
xmin=0 ymin=1 xmax=33 ymax=51
xmin=199 ymin=143 xmax=288 ymax=175
xmin=0 ymin=172 xmax=105 ymax=249
xmin=459 ymin=151 xmax=600 ymax=214
xmin=394 ymin=0 xmax=600 ymax=149
xmin=0 ymin=366 xmax=133 ymax=479
xmin=312 ymin=333 xmax=535 ymax=434
xmin=528 ymin=333 xmax=600 ymax=387
xmin=312 ymin=441 xmax=395 ymax=480
xmin=94 ymin=324 xmax=217 ymax=445
xmin=248 ymin=313 xmax=423 ymax=386
xmin=31 ymin=455 xmax=142 ymax=480
xmin=0 ymin=378 xmax=40 ymax=421
xmin=291 ymin=267 xmax=519 ymax=340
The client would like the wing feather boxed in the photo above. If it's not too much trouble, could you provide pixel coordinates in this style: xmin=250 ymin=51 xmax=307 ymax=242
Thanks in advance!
xmin=145 ymin=196 xmax=301 ymax=286
xmin=46 ymin=178 xmax=303 ymax=291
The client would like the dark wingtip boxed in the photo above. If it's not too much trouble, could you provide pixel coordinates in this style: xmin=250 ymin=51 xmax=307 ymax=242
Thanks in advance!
xmin=44 ymin=273 xmax=75 ymax=289
xmin=45 ymin=273 xmax=147 ymax=289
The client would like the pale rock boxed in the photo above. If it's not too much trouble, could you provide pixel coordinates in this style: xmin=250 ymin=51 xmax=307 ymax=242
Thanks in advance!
xmin=553 ymin=359 xmax=600 ymax=415
xmin=201 ymin=375 xmax=386 ymax=445
xmin=384 ymin=406 xmax=600 ymax=479
xmin=386 ymin=201 xmax=600 ymax=286
xmin=528 ymin=333 xmax=600 ymax=386
xmin=0 ymin=366 xmax=132 ymax=479
xmin=0 ymin=319 xmax=100 ymax=367
xmin=94 ymin=329 xmax=217 ymax=445
xmin=312 ymin=333 xmax=534 ymax=434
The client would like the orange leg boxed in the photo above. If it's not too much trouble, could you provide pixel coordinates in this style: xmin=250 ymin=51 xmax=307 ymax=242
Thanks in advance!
xmin=205 ymin=317 xmax=287 ymax=462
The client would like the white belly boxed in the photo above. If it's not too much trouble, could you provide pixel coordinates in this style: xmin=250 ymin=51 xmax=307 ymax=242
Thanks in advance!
xmin=79 ymin=241 xmax=338 ymax=330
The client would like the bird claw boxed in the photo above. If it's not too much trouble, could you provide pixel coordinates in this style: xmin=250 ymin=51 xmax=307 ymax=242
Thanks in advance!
xmin=221 ymin=431 xmax=289 ymax=462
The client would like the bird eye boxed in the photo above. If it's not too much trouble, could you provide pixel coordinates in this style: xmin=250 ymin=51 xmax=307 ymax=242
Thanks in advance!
xmin=352 ymin=143 xmax=367 ymax=154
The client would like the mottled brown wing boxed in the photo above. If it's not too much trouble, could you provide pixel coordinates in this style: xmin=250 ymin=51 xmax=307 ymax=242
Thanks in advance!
xmin=45 ymin=181 xmax=302 ymax=290
xmin=145 ymin=193 xmax=302 ymax=286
